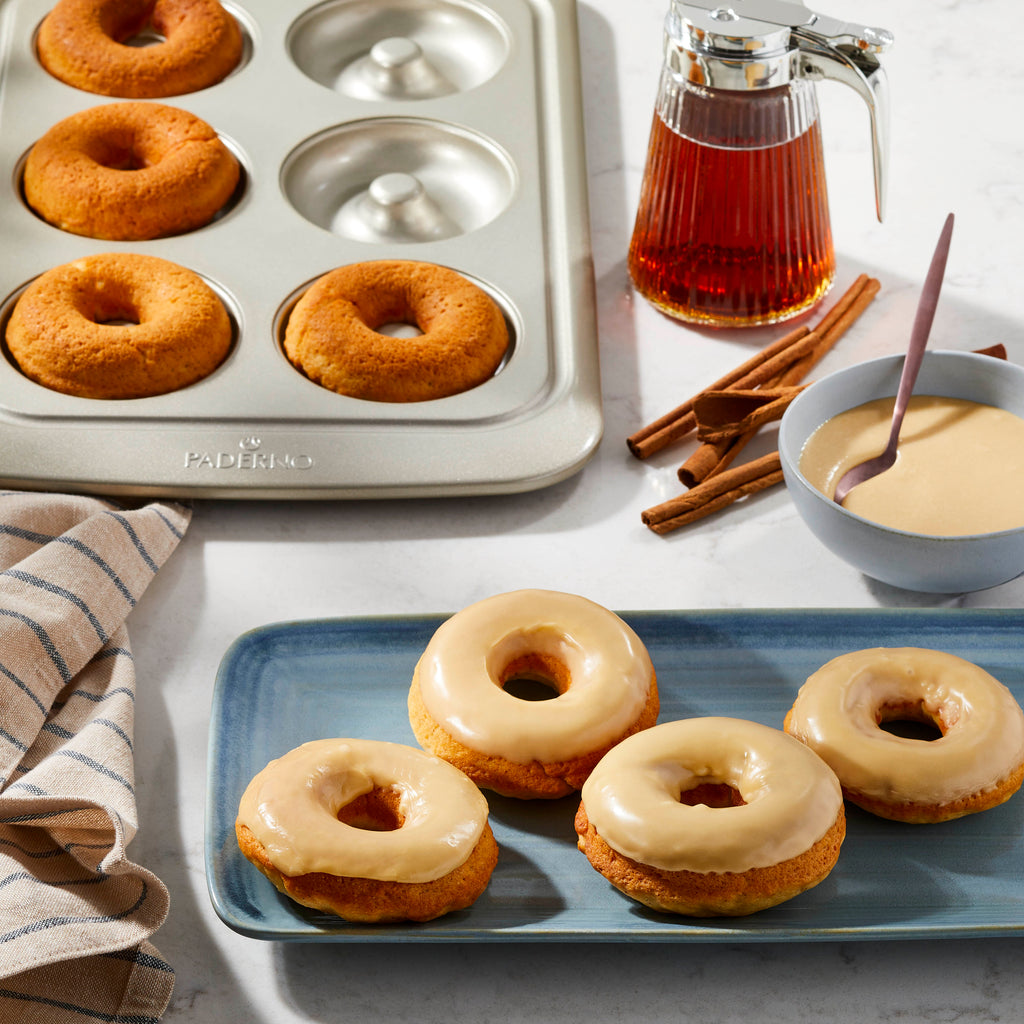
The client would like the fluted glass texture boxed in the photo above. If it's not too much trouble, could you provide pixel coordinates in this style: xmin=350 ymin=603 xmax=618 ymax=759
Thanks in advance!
xmin=628 ymin=74 xmax=835 ymax=326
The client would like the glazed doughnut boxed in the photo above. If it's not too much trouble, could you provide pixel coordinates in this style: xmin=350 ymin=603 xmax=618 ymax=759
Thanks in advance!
xmin=784 ymin=647 xmax=1024 ymax=823
xmin=5 ymin=252 xmax=232 ymax=399
xmin=283 ymin=260 xmax=509 ymax=402
xmin=37 ymin=0 xmax=242 ymax=98
xmin=235 ymin=739 xmax=499 ymax=923
xmin=23 ymin=102 xmax=240 ymax=241
xmin=408 ymin=589 xmax=659 ymax=799
xmin=575 ymin=717 xmax=846 ymax=917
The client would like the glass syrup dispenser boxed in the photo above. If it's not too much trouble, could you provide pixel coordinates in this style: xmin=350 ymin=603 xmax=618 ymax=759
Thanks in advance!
xmin=628 ymin=0 xmax=891 ymax=327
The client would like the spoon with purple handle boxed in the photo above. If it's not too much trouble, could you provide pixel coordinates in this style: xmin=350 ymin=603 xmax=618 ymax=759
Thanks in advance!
xmin=833 ymin=212 xmax=955 ymax=506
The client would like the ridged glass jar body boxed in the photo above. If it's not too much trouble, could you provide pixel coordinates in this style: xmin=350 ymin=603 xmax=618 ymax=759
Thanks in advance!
xmin=628 ymin=72 xmax=835 ymax=327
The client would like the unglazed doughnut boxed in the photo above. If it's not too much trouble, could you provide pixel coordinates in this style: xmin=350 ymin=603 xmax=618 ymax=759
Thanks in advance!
xmin=5 ymin=252 xmax=232 ymax=399
xmin=235 ymin=739 xmax=499 ymax=923
xmin=408 ymin=589 xmax=659 ymax=799
xmin=23 ymin=102 xmax=240 ymax=240
xmin=37 ymin=0 xmax=242 ymax=98
xmin=784 ymin=647 xmax=1024 ymax=823
xmin=575 ymin=717 xmax=846 ymax=917
xmin=283 ymin=260 xmax=509 ymax=402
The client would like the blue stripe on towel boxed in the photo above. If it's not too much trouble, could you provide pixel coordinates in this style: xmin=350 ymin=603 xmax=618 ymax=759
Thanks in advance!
xmin=0 ymin=726 xmax=28 ymax=753
xmin=153 ymin=505 xmax=187 ymax=540
xmin=42 ymin=717 xmax=134 ymax=752
xmin=94 ymin=718 xmax=133 ymax=751
xmin=54 ymin=536 xmax=137 ymax=606
xmin=0 ymin=836 xmax=66 ymax=858
xmin=0 ymin=988 xmax=163 ymax=1024
xmin=0 ymin=523 xmax=57 ymax=546
xmin=0 ymin=522 xmax=142 ymax=607
xmin=0 ymin=880 xmax=150 ymax=947
xmin=56 ymin=750 xmax=133 ymax=794
xmin=94 ymin=647 xmax=134 ymax=662
xmin=104 ymin=512 xmax=159 ymax=574
xmin=0 ymin=807 xmax=94 ymax=824
xmin=0 ymin=870 xmax=109 ymax=891
xmin=0 ymin=660 xmax=50 ymax=716
xmin=0 ymin=609 xmax=70 ymax=683
xmin=103 ymin=945 xmax=174 ymax=975
xmin=2 ymin=780 xmax=46 ymax=794
xmin=0 ymin=803 xmax=125 ymax=826
xmin=0 ymin=569 xmax=109 ymax=643
xmin=52 ymin=684 xmax=135 ymax=710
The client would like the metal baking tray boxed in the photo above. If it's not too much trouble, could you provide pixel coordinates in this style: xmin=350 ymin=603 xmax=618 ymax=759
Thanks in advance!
xmin=206 ymin=608 xmax=1024 ymax=942
xmin=0 ymin=0 xmax=600 ymax=498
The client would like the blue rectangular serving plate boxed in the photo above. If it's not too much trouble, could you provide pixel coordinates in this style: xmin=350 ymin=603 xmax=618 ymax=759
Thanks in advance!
xmin=205 ymin=608 xmax=1024 ymax=942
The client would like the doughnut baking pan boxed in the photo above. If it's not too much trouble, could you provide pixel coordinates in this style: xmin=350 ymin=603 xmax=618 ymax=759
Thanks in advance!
xmin=207 ymin=607 xmax=1024 ymax=942
xmin=0 ymin=0 xmax=600 ymax=498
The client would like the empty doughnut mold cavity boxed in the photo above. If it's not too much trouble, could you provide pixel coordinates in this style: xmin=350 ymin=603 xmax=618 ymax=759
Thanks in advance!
xmin=287 ymin=0 xmax=509 ymax=100
xmin=281 ymin=119 xmax=517 ymax=243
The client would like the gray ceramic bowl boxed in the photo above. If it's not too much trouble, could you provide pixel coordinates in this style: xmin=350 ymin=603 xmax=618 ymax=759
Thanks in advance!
xmin=778 ymin=350 xmax=1024 ymax=593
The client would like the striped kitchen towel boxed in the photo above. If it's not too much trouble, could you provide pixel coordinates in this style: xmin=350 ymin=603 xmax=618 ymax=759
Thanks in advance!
xmin=0 ymin=491 xmax=191 ymax=1023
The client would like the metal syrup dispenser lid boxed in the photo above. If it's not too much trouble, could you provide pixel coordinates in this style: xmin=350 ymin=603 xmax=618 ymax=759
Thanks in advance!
xmin=667 ymin=0 xmax=893 ymax=219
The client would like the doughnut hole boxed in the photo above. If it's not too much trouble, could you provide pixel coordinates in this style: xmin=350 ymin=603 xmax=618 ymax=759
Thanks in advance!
xmin=90 ymin=138 xmax=148 ymax=171
xmin=499 ymin=652 xmax=569 ymax=702
xmin=74 ymin=278 xmax=142 ymax=326
xmin=876 ymin=698 xmax=948 ymax=742
xmin=336 ymin=787 xmax=405 ymax=832
xmin=678 ymin=780 xmax=746 ymax=809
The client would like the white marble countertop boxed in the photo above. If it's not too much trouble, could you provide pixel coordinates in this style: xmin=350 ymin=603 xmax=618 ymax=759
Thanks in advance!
xmin=126 ymin=0 xmax=1024 ymax=1019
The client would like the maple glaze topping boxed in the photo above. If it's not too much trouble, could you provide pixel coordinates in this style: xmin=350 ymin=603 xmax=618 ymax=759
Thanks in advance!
xmin=786 ymin=647 xmax=1024 ymax=805
xmin=413 ymin=589 xmax=655 ymax=763
xmin=581 ymin=717 xmax=843 ymax=873
xmin=237 ymin=738 xmax=488 ymax=883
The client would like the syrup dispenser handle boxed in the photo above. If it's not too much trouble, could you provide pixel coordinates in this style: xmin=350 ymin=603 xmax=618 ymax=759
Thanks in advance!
xmin=677 ymin=3 xmax=893 ymax=222
xmin=792 ymin=19 xmax=892 ymax=222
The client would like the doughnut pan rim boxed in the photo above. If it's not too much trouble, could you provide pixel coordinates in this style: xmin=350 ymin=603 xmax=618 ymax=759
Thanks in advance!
xmin=0 ymin=0 xmax=601 ymax=499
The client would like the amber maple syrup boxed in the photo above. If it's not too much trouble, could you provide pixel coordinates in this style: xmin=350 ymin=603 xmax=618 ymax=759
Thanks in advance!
xmin=628 ymin=86 xmax=836 ymax=327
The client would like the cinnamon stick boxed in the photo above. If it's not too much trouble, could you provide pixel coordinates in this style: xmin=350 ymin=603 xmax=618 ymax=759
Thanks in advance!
xmin=778 ymin=276 xmax=881 ymax=384
xmin=642 ymin=452 xmax=783 ymax=534
xmin=676 ymin=281 xmax=880 ymax=483
xmin=693 ymin=386 xmax=806 ymax=443
xmin=975 ymin=343 xmax=1007 ymax=360
xmin=678 ymin=363 xmax=793 ymax=485
xmin=678 ymin=432 xmax=753 ymax=487
xmin=625 ymin=325 xmax=812 ymax=459
xmin=627 ymin=274 xmax=876 ymax=459
xmin=636 ymin=275 xmax=882 ymax=532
